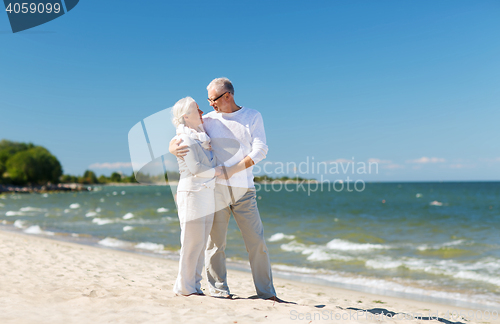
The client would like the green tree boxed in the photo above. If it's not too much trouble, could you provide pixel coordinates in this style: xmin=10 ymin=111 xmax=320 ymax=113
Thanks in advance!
xmin=80 ymin=170 xmax=98 ymax=184
xmin=60 ymin=174 xmax=78 ymax=183
xmin=110 ymin=172 xmax=122 ymax=183
xmin=0 ymin=140 xmax=35 ymax=182
xmin=98 ymin=175 xmax=109 ymax=184
xmin=5 ymin=146 xmax=63 ymax=185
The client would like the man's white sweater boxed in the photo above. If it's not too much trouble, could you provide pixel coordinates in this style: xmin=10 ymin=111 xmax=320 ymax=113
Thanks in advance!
xmin=202 ymin=106 xmax=268 ymax=189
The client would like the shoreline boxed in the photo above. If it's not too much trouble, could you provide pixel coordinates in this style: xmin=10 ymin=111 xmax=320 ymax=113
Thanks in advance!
xmin=0 ymin=226 xmax=500 ymax=323
xmin=3 ymin=228 xmax=497 ymax=324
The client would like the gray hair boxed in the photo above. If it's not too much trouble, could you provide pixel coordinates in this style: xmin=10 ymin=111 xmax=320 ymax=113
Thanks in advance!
xmin=172 ymin=96 xmax=196 ymax=127
xmin=207 ymin=77 xmax=234 ymax=95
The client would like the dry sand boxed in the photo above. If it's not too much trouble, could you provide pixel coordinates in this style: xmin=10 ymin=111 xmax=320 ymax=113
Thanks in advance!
xmin=1 ymin=229 xmax=497 ymax=324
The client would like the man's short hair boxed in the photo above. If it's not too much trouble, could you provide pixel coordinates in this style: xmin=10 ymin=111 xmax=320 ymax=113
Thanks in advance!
xmin=207 ymin=77 xmax=234 ymax=95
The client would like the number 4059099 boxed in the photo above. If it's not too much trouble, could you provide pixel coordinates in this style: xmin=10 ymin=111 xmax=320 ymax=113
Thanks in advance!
xmin=5 ymin=2 xmax=61 ymax=14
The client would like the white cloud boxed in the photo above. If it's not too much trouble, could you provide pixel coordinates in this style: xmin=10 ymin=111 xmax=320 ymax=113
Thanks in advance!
xmin=367 ymin=158 xmax=392 ymax=164
xmin=327 ymin=158 xmax=354 ymax=163
xmin=89 ymin=162 xmax=132 ymax=169
xmin=406 ymin=157 xmax=446 ymax=164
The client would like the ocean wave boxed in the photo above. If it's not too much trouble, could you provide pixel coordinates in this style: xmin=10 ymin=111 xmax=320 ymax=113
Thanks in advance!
xmin=20 ymin=207 xmax=47 ymax=212
xmin=92 ymin=218 xmax=114 ymax=225
xmin=24 ymin=225 xmax=54 ymax=236
xmin=365 ymin=255 xmax=500 ymax=287
xmin=417 ymin=239 xmax=466 ymax=251
xmin=69 ymin=203 xmax=80 ymax=209
xmin=157 ymin=207 xmax=169 ymax=213
xmin=281 ymin=241 xmax=354 ymax=262
xmin=123 ymin=226 xmax=134 ymax=232
xmin=5 ymin=211 xmax=24 ymax=216
xmin=85 ymin=212 xmax=98 ymax=217
xmin=326 ymin=239 xmax=390 ymax=251
xmin=135 ymin=242 xmax=164 ymax=252
xmin=13 ymin=220 xmax=26 ymax=228
xmin=268 ymin=233 xmax=296 ymax=242
xmin=365 ymin=257 xmax=404 ymax=269
xmin=98 ymin=237 xmax=132 ymax=248
xmin=270 ymin=265 xmax=500 ymax=307
xmin=123 ymin=212 xmax=134 ymax=220
xmin=272 ymin=264 xmax=322 ymax=274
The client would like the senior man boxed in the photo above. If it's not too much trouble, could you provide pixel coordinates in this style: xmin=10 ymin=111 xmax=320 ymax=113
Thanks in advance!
xmin=170 ymin=78 xmax=283 ymax=302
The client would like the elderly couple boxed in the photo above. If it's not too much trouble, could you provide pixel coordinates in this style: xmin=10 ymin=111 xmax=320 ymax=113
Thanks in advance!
xmin=169 ymin=78 xmax=283 ymax=302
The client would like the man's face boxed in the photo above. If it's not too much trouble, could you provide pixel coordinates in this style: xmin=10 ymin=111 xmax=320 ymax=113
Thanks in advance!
xmin=207 ymin=87 xmax=229 ymax=113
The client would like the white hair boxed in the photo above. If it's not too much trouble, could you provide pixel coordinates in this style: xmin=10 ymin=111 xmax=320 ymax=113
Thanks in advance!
xmin=172 ymin=96 xmax=196 ymax=127
xmin=207 ymin=77 xmax=234 ymax=95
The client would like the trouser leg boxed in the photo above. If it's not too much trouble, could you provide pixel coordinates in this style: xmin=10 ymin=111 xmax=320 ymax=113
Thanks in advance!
xmin=205 ymin=184 xmax=232 ymax=296
xmin=231 ymin=189 xmax=276 ymax=298
xmin=174 ymin=190 xmax=214 ymax=295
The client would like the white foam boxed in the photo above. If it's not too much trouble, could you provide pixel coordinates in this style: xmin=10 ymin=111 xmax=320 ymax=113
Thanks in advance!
xmin=5 ymin=211 xmax=24 ymax=216
xmin=0 ymin=203 xmax=4 ymax=207
xmin=416 ymin=193 xmax=423 ymax=198
xmin=20 ymin=207 xmax=47 ymax=212
xmin=417 ymin=239 xmax=465 ymax=251
xmin=98 ymin=237 xmax=132 ymax=248
xmin=121 ymin=191 xmax=126 ymax=195
xmin=100 ymin=198 xmax=105 ymax=202
xmin=326 ymin=239 xmax=389 ymax=251
xmin=13 ymin=220 xmax=26 ymax=228
xmin=92 ymin=218 xmax=114 ymax=225
xmin=63 ymin=209 xmax=71 ymax=213
xmin=135 ymin=242 xmax=164 ymax=252
xmin=268 ymin=233 xmax=296 ymax=242
xmin=112 ymin=191 xmax=118 ymax=196
xmin=42 ymin=193 xmax=49 ymax=198
xmin=96 ymin=207 xmax=102 ymax=212
xmin=69 ymin=203 xmax=80 ymax=209
xmin=429 ymin=201 xmax=443 ymax=206
xmin=85 ymin=212 xmax=98 ymax=217
xmin=366 ymin=257 xmax=404 ymax=269
xmin=281 ymin=241 xmax=354 ymax=262
xmin=454 ymin=271 xmax=500 ymax=286
xmin=123 ymin=212 xmax=134 ymax=220
xmin=24 ymin=225 xmax=54 ymax=235
xmin=123 ymin=226 xmax=134 ymax=232
xmin=272 ymin=264 xmax=321 ymax=274
xmin=270 ymin=265 xmax=500 ymax=308
xmin=157 ymin=207 xmax=169 ymax=213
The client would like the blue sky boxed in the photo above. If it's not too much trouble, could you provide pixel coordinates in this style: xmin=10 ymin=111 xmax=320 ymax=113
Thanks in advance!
xmin=1 ymin=1 xmax=499 ymax=182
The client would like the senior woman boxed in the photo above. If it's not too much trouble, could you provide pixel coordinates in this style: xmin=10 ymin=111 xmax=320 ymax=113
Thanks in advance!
xmin=171 ymin=97 xmax=222 ymax=296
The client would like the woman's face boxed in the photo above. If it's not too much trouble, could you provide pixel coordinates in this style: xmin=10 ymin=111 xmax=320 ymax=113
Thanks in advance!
xmin=184 ymin=102 xmax=203 ymax=128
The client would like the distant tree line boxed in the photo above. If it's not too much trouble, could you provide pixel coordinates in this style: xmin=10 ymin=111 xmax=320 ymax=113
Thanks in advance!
xmin=253 ymin=175 xmax=309 ymax=182
xmin=60 ymin=170 xmax=138 ymax=184
xmin=0 ymin=139 xmax=141 ymax=186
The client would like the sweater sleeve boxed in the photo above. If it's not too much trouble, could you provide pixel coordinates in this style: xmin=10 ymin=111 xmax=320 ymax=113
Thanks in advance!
xmin=180 ymin=135 xmax=216 ymax=179
xmin=247 ymin=112 xmax=268 ymax=164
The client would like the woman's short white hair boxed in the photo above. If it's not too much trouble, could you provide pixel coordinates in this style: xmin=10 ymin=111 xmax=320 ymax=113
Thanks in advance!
xmin=207 ymin=77 xmax=234 ymax=95
xmin=172 ymin=96 xmax=196 ymax=127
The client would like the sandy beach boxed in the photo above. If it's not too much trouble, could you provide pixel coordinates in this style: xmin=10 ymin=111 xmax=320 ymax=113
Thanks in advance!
xmin=0 ymin=229 xmax=497 ymax=324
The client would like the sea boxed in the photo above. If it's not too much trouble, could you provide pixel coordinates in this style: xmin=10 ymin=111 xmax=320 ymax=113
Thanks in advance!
xmin=1 ymin=182 xmax=499 ymax=311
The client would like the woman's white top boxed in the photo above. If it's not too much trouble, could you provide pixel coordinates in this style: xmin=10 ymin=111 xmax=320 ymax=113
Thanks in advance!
xmin=175 ymin=125 xmax=217 ymax=192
